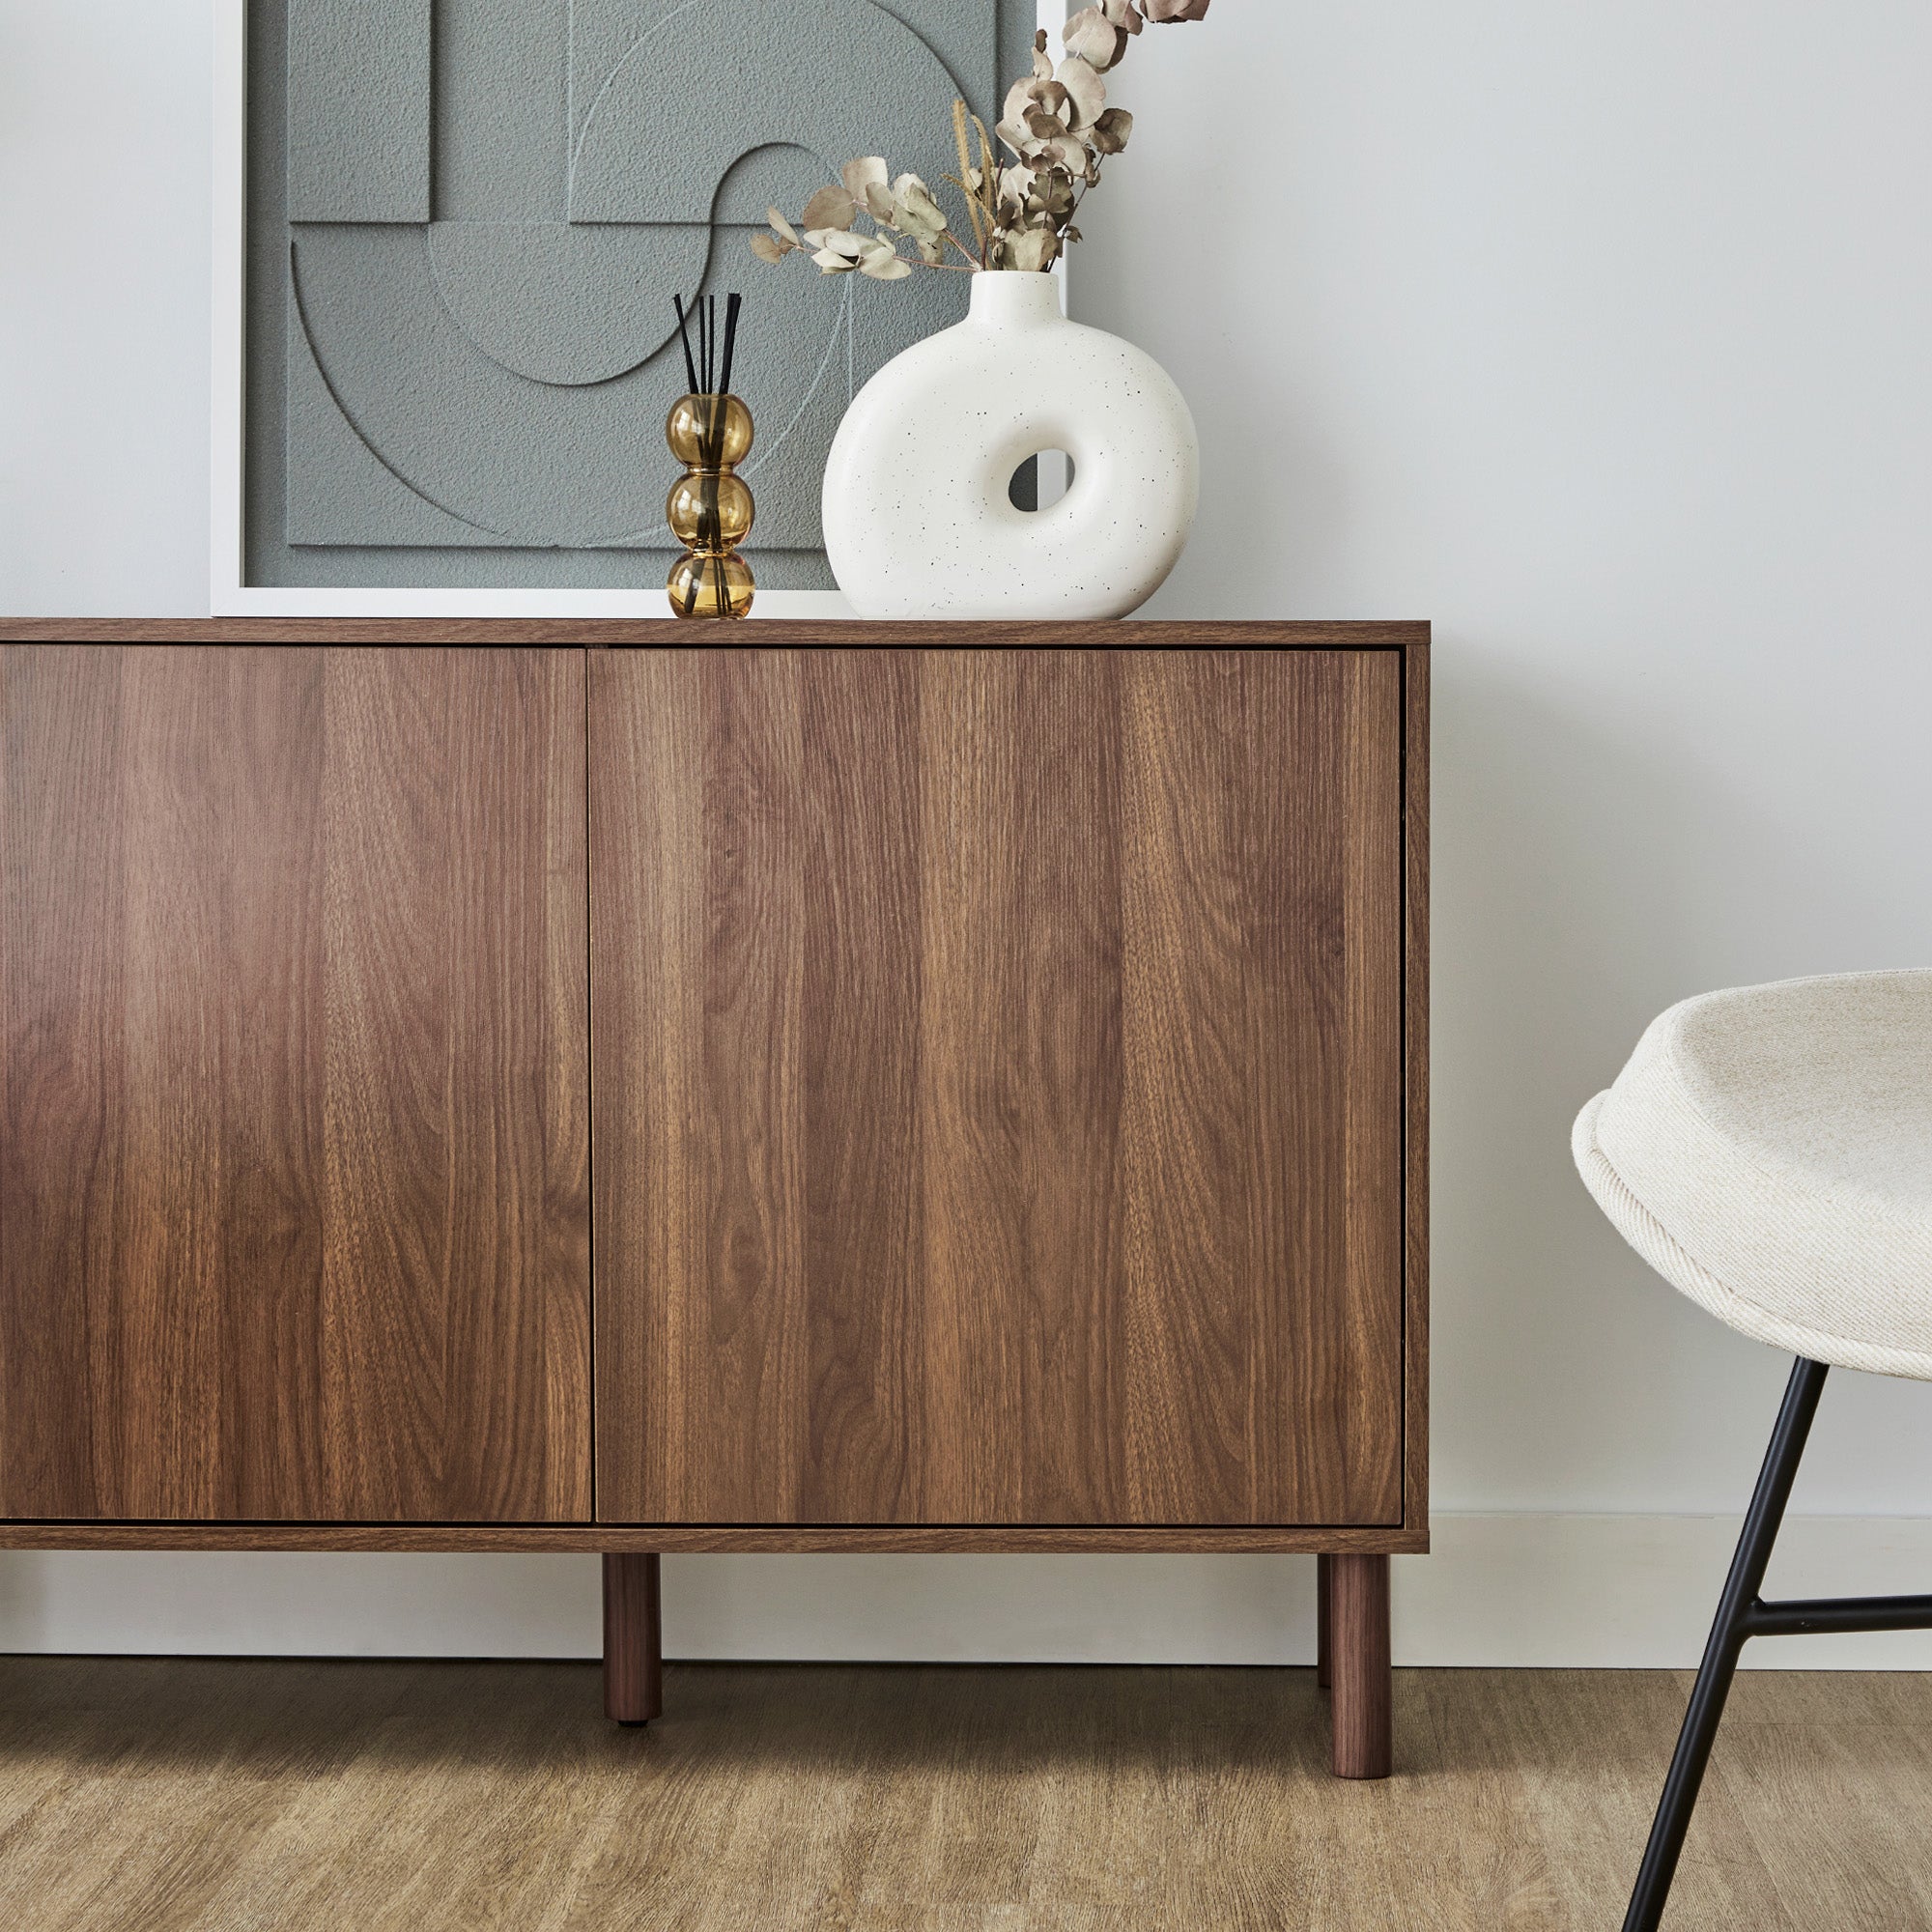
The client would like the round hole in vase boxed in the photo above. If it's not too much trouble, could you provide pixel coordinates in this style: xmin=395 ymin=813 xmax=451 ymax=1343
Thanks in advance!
xmin=822 ymin=272 xmax=1199 ymax=621
xmin=1009 ymin=451 xmax=1077 ymax=513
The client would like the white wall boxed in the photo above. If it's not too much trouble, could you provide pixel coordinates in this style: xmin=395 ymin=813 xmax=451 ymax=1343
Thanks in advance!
xmin=2 ymin=0 xmax=1930 ymax=1664
xmin=0 ymin=3 xmax=212 ymax=614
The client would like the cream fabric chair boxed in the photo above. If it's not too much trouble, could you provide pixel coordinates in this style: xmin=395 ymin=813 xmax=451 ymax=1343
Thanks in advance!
xmin=1575 ymin=970 xmax=1932 ymax=1932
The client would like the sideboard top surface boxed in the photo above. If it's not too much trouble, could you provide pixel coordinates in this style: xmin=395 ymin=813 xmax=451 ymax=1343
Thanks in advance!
xmin=3 ymin=619 xmax=1430 ymax=649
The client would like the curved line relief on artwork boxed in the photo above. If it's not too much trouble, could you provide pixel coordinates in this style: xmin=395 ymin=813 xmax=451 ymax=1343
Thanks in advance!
xmin=295 ymin=225 xmax=716 ymax=546
xmin=585 ymin=273 xmax=859 ymax=547
xmin=420 ymin=144 xmax=837 ymax=391
xmin=567 ymin=0 xmax=709 ymax=195
xmin=423 ymin=223 xmax=710 ymax=390
xmin=288 ymin=0 xmax=981 ymax=550
xmin=740 ymin=279 xmax=854 ymax=483
xmin=291 ymin=246 xmax=515 ymax=542
xmin=569 ymin=0 xmax=967 ymax=222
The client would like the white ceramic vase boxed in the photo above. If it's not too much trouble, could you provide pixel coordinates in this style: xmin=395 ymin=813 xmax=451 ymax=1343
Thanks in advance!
xmin=822 ymin=271 xmax=1199 ymax=620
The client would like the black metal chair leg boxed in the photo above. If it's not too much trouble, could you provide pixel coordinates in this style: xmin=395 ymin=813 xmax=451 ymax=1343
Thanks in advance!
xmin=1622 ymin=1355 xmax=1829 ymax=1932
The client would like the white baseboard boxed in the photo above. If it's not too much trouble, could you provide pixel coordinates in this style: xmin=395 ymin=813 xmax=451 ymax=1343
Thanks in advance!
xmin=3 ymin=1515 xmax=1928 ymax=1667
xmin=1399 ymin=1513 xmax=1932 ymax=1668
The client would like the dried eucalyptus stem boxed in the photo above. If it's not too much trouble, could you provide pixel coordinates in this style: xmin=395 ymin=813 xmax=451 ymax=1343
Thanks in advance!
xmin=750 ymin=0 xmax=1210 ymax=282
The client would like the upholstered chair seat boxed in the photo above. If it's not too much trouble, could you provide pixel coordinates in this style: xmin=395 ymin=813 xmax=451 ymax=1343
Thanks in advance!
xmin=1574 ymin=969 xmax=1932 ymax=1380
xmin=1573 ymin=967 xmax=1932 ymax=1932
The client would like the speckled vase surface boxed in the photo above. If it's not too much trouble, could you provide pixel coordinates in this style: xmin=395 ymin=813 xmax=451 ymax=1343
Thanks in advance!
xmin=821 ymin=270 xmax=1199 ymax=619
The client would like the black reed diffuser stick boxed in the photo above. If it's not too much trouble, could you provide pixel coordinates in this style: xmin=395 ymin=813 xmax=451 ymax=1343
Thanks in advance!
xmin=720 ymin=292 xmax=742 ymax=397
xmin=672 ymin=294 xmax=700 ymax=396
xmin=710 ymin=297 xmax=728 ymax=611
xmin=672 ymin=291 xmax=748 ymax=400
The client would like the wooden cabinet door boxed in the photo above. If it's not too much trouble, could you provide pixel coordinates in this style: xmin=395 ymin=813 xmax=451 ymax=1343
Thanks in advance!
xmin=0 ymin=647 xmax=590 ymax=1521
xmin=591 ymin=648 xmax=1404 ymax=1527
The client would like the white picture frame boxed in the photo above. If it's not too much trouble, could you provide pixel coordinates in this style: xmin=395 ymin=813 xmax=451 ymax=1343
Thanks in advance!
xmin=209 ymin=3 xmax=1065 ymax=620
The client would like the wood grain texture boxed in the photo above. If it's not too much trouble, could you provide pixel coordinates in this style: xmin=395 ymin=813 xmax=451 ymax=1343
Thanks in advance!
xmin=593 ymin=646 xmax=1406 ymax=1528
xmin=801 ymin=650 xmax=923 ymax=1519
xmin=602 ymin=1554 xmax=663 ymax=1722
xmin=0 ymin=646 xmax=590 ymax=1521
xmin=0 ymin=1520 xmax=1427 ymax=1552
xmin=1329 ymin=1552 xmax=1393 ymax=1778
xmin=0 ymin=621 xmax=1426 ymax=1548
xmin=0 ymin=1660 xmax=1919 ymax=1930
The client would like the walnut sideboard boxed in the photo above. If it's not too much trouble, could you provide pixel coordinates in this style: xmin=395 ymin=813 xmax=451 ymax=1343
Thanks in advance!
xmin=0 ymin=621 xmax=1428 ymax=1779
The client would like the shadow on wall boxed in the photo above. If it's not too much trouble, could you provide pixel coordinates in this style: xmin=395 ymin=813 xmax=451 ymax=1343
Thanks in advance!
xmin=0 ymin=1550 xmax=1323 ymax=1667
xmin=1429 ymin=645 xmax=1928 ymax=1515
xmin=0 ymin=1552 xmax=603 ymax=1661
xmin=0 ymin=1550 xmax=36 ymax=1640
xmin=1130 ymin=351 xmax=1350 ymax=624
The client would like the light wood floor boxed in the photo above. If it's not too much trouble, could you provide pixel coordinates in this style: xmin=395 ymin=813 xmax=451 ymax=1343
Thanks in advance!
xmin=0 ymin=1661 xmax=1928 ymax=1929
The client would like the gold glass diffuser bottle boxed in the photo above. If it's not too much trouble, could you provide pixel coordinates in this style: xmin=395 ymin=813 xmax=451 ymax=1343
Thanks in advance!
xmin=667 ymin=392 xmax=754 ymax=619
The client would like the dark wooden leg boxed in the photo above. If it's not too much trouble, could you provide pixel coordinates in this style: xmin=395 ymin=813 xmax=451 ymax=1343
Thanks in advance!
xmin=1316 ymin=1553 xmax=1332 ymax=1690
xmin=1329 ymin=1553 xmax=1391 ymax=1779
xmin=603 ymin=1553 xmax=663 ymax=1725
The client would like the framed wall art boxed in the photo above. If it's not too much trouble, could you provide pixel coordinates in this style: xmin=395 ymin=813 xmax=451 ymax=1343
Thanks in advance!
xmin=212 ymin=1 xmax=1046 ymax=617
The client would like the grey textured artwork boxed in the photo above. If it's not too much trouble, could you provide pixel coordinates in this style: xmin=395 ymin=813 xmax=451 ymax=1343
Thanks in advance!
xmin=250 ymin=0 xmax=1029 ymax=589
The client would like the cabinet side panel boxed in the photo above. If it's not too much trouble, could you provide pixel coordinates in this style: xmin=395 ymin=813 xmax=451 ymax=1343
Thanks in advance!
xmin=1340 ymin=655 xmax=1405 ymax=1520
xmin=1405 ymin=640 xmax=1431 ymax=1531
